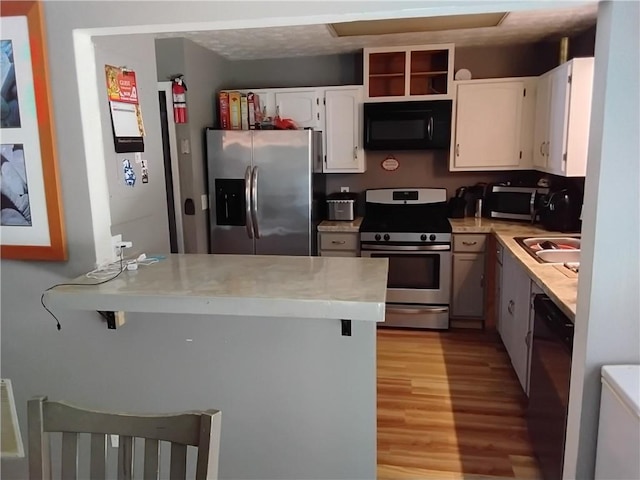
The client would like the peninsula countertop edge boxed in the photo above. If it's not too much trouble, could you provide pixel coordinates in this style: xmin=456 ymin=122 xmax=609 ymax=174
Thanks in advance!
xmin=44 ymin=254 xmax=390 ymax=322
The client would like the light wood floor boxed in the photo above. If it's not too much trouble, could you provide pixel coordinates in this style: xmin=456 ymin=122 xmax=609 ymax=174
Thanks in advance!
xmin=377 ymin=328 xmax=542 ymax=480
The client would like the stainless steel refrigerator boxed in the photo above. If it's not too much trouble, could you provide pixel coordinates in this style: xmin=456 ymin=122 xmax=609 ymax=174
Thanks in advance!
xmin=206 ymin=129 xmax=326 ymax=256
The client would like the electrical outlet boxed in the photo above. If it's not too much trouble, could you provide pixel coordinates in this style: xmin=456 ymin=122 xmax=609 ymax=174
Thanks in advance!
xmin=340 ymin=187 xmax=349 ymax=193
xmin=111 ymin=234 xmax=122 ymax=260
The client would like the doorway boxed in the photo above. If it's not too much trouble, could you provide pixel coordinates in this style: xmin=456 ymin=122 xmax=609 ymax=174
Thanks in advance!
xmin=157 ymin=82 xmax=184 ymax=253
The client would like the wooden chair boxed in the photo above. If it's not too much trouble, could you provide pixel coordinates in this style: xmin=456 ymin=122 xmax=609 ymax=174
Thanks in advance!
xmin=27 ymin=396 xmax=221 ymax=480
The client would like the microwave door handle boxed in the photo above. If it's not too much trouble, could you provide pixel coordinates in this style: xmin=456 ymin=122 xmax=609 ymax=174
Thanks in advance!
xmin=530 ymin=191 xmax=537 ymax=224
xmin=244 ymin=166 xmax=254 ymax=239
xmin=427 ymin=116 xmax=433 ymax=140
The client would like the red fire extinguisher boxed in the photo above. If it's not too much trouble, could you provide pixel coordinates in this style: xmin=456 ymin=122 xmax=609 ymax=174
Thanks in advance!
xmin=171 ymin=75 xmax=187 ymax=124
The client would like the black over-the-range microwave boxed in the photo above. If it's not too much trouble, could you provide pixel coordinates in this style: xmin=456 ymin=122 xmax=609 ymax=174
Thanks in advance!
xmin=363 ymin=100 xmax=452 ymax=151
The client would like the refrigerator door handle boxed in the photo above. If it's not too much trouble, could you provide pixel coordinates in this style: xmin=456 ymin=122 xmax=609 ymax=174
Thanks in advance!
xmin=244 ymin=166 xmax=254 ymax=239
xmin=251 ymin=166 xmax=260 ymax=239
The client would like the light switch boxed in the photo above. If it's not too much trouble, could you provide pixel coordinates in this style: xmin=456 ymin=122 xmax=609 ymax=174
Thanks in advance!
xmin=181 ymin=139 xmax=190 ymax=154
xmin=201 ymin=194 xmax=209 ymax=210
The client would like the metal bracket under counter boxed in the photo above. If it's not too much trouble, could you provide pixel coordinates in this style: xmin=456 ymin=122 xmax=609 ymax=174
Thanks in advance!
xmin=97 ymin=311 xmax=126 ymax=329
xmin=341 ymin=319 xmax=352 ymax=336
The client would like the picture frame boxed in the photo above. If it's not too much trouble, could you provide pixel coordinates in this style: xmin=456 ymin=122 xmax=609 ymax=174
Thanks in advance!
xmin=0 ymin=1 xmax=66 ymax=261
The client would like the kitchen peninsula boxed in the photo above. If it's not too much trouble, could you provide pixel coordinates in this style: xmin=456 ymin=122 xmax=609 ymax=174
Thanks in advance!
xmin=44 ymin=254 xmax=388 ymax=479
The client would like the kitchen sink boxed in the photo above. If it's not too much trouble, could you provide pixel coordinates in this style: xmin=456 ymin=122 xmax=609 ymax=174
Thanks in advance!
xmin=514 ymin=236 xmax=581 ymax=264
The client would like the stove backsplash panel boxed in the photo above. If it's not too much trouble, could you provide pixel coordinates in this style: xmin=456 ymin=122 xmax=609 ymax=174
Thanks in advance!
xmin=325 ymin=151 xmax=539 ymax=216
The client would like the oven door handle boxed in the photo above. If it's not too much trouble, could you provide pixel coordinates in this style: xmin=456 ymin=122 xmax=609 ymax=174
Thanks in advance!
xmin=361 ymin=244 xmax=451 ymax=252
xmin=386 ymin=306 xmax=449 ymax=315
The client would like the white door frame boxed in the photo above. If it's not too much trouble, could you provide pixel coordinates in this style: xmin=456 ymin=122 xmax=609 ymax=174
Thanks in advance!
xmin=158 ymin=81 xmax=185 ymax=254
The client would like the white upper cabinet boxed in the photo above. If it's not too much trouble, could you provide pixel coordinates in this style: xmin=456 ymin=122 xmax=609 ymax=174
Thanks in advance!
xmin=323 ymin=88 xmax=365 ymax=173
xmin=533 ymin=57 xmax=594 ymax=177
xmin=532 ymin=73 xmax=552 ymax=170
xmin=274 ymin=90 xmax=322 ymax=130
xmin=364 ymin=44 xmax=455 ymax=101
xmin=450 ymin=78 xmax=536 ymax=171
xmin=225 ymin=86 xmax=366 ymax=173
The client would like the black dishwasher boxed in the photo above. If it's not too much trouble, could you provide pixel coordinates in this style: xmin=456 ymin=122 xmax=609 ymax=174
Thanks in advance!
xmin=527 ymin=295 xmax=574 ymax=480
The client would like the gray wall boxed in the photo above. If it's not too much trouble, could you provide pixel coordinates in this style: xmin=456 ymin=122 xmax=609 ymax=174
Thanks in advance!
xmin=155 ymin=38 xmax=232 ymax=253
xmin=326 ymin=151 xmax=525 ymax=202
xmin=226 ymin=53 xmax=361 ymax=89
xmin=94 ymin=34 xmax=171 ymax=256
xmin=0 ymin=1 xmax=629 ymax=478
xmin=563 ymin=2 xmax=640 ymax=478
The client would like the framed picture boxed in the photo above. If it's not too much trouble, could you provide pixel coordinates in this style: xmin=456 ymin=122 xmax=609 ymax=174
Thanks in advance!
xmin=0 ymin=1 xmax=66 ymax=261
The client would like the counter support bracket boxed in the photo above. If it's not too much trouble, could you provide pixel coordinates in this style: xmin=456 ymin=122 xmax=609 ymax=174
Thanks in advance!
xmin=341 ymin=319 xmax=351 ymax=336
xmin=97 ymin=311 xmax=126 ymax=329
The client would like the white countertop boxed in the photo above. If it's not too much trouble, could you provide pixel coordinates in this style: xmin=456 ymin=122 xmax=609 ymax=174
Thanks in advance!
xmin=45 ymin=254 xmax=389 ymax=322
xmin=318 ymin=218 xmax=363 ymax=233
xmin=449 ymin=218 xmax=578 ymax=321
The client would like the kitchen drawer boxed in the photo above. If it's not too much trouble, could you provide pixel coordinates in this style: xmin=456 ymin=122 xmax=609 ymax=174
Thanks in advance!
xmin=319 ymin=250 xmax=359 ymax=257
xmin=453 ymin=234 xmax=487 ymax=253
xmin=319 ymin=233 xmax=359 ymax=251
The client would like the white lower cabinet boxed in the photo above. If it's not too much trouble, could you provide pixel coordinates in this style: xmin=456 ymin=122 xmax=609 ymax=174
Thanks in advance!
xmin=451 ymin=234 xmax=487 ymax=319
xmin=499 ymin=250 xmax=534 ymax=395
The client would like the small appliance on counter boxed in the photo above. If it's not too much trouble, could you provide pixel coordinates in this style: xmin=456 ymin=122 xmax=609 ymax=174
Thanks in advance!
xmin=538 ymin=189 xmax=582 ymax=232
xmin=447 ymin=184 xmax=486 ymax=218
xmin=326 ymin=192 xmax=358 ymax=221
xmin=483 ymin=183 xmax=549 ymax=222
xmin=447 ymin=188 xmax=466 ymax=218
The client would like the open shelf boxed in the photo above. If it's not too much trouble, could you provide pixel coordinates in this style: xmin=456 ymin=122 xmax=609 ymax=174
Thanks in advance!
xmin=411 ymin=71 xmax=448 ymax=76
xmin=369 ymin=73 xmax=405 ymax=78
xmin=364 ymin=45 xmax=453 ymax=100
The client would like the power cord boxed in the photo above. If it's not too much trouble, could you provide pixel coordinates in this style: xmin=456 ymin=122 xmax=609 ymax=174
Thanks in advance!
xmin=41 ymin=253 xmax=126 ymax=331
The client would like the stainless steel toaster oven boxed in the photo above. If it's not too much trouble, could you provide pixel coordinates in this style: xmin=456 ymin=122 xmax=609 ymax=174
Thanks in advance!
xmin=326 ymin=192 xmax=357 ymax=221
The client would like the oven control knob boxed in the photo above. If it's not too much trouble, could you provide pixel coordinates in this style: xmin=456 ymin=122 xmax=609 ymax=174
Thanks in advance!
xmin=429 ymin=234 xmax=436 ymax=241
xmin=420 ymin=234 xmax=427 ymax=241
xmin=383 ymin=234 xmax=390 ymax=241
xmin=375 ymin=234 xmax=381 ymax=241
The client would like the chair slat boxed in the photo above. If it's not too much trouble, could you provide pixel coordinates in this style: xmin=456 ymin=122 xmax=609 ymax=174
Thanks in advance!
xmin=196 ymin=411 xmax=221 ymax=480
xmin=118 ymin=435 xmax=134 ymax=480
xmin=90 ymin=433 xmax=106 ymax=480
xmin=27 ymin=397 xmax=52 ymax=480
xmin=170 ymin=443 xmax=187 ymax=480
xmin=143 ymin=438 xmax=160 ymax=480
xmin=61 ymin=432 xmax=78 ymax=480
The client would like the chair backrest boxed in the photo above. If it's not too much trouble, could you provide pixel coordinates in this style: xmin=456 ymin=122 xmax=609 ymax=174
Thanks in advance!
xmin=27 ymin=396 xmax=221 ymax=480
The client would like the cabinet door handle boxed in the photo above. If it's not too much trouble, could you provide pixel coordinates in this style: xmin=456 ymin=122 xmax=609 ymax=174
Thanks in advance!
xmin=508 ymin=300 xmax=515 ymax=316
xmin=545 ymin=141 xmax=550 ymax=156
xmin=455 ymin=143 xmax=460 ymax=157
xmin=480 ymin=274 xmax=485 ymax=288
xmin=331 ymin=240 xmax=346 ymax=245
xmin=462 ymin=241 xmax=477 ymax=246
xmin=353 ymin=146 xmax=358 ymax=160
xmin=539 ymin=142 xmax=545 ymax=156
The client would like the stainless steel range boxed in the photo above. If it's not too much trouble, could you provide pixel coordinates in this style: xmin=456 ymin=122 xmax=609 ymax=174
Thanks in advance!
xmin=360 ymin=188 xmax=452 ymax=329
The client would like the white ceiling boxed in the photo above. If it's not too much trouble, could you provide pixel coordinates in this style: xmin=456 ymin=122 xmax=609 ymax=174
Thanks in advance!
xmin=157 ymin=4 xmax=598 ymax=61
